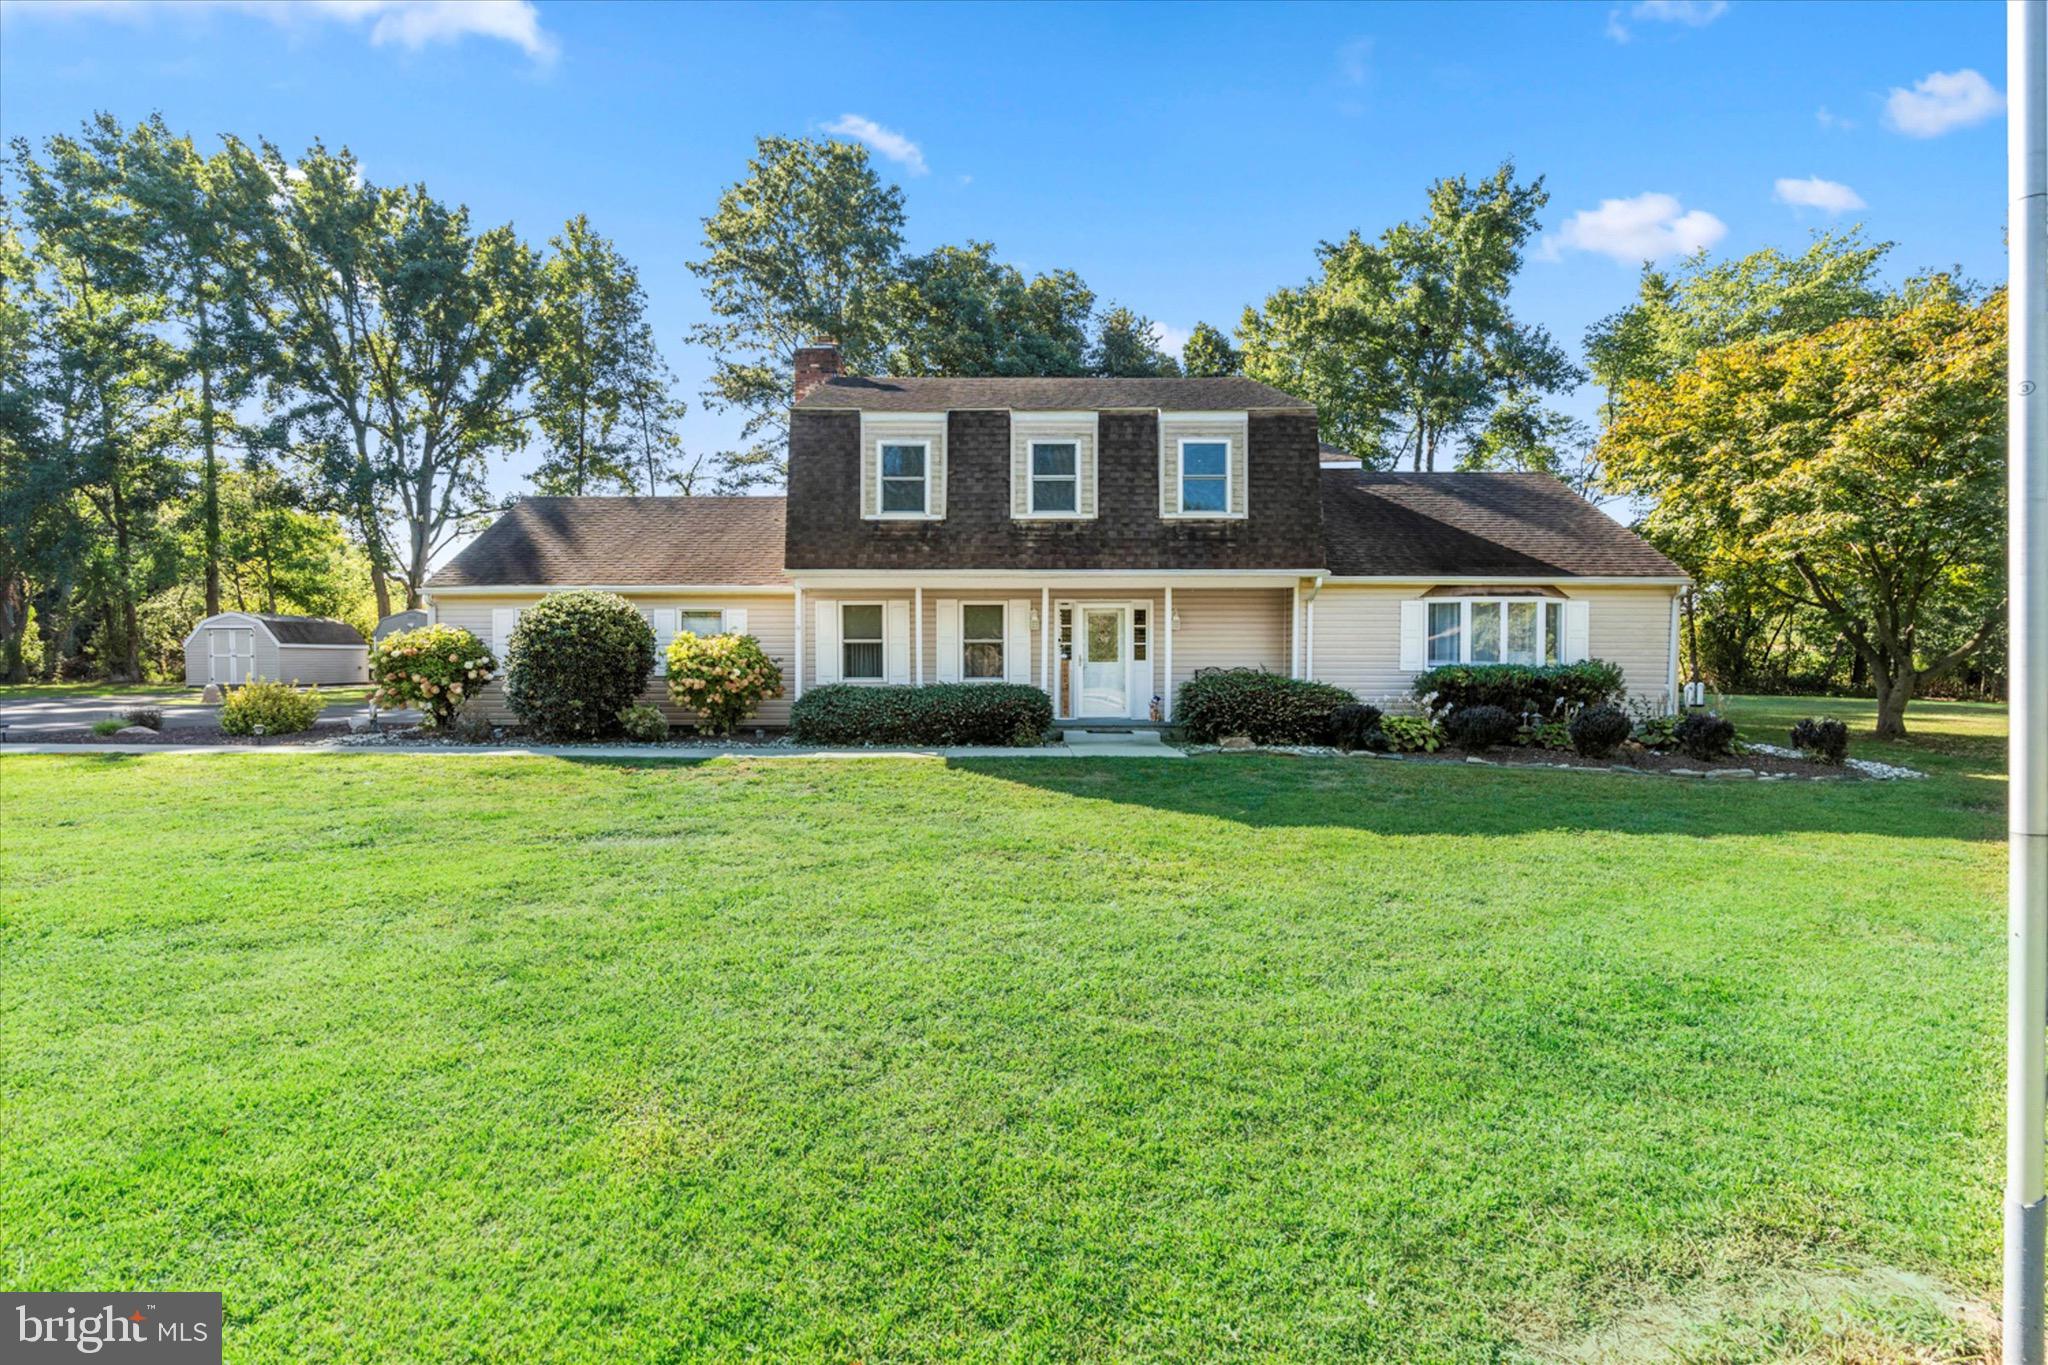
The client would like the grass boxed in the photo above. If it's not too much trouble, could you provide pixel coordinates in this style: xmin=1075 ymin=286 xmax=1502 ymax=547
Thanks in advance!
xmin=0 ymin=695 xmax=2008 ymax=1362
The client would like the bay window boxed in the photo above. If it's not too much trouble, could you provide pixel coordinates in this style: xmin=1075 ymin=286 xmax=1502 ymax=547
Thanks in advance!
xmin=1428 ymin=599 xmax=1570 ymax=666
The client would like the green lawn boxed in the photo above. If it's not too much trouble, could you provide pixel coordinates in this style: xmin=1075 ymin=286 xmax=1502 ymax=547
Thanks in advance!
xmin=0 ymin=696 xmax=2008 ymax=1361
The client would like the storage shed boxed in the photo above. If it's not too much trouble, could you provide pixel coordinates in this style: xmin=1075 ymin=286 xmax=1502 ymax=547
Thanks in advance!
xmin=373 ymin=609 xmax=429 ymax=642
xmin=183 ymin=613 xmax=369 ymax=687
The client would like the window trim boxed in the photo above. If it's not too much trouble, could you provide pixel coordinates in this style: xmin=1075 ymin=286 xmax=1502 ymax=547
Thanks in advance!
xmin=1426 ymin=597 xmax=1564 ymax=667
xmin=1026 ymin=440 xmax=1083 ymax=518
xmin=1171 ymin=436 xmax=1237 ymax=519
xmin=876 ymin=439 xmax=932 ymax=519
xmin=958 ymin=600 xmax=1008 ymax=683
xmin=839 ymin=600 xmax=888 ymax=682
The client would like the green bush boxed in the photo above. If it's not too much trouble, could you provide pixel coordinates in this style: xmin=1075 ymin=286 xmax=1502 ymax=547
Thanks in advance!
xmin=119 ymin=706 xmax=163 ymax=730
xmin=1326 ymin=703 xmax=1384 ymax=752
xmin=791 ymin=684 xmax=1053 ymax=746
xmin=1568 ymin=705 xmax=1634 ymax=758
xmin=618 ymin=703 xmax=670 ymax=742
xmin=1674 ymin=710 xmax=1737 ymax=761
xmin=220 ymin=680 xmax=325 ymax=736
xmin=91 ymin=717 xmax=124 ymax=737
xmin=370 ymin=624 xmax=496 ymax=728
xmin=1175 ymin=668 xmax=1356 ymax=744
xmin=503 ymin=591 xmax=656 ymax=740
xmin=1790 ymin=716 xmax=1849 ymax=764
xmin=1413 ymin=660 xmax=1626 ymax=721
xmin=1444 ymin=703 xmax=1518 ymax=751
xmin=1378 ymin=714 xmax=1442 ymax=753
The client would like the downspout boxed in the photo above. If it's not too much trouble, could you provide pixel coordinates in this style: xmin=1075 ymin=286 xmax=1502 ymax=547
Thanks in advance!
xmin=1303 ymin=576 xmax=1325 ymax=682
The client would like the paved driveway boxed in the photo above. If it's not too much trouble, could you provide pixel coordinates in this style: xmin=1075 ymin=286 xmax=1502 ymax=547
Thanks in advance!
xmin=0 ymin=692 xmax=418 ymax=737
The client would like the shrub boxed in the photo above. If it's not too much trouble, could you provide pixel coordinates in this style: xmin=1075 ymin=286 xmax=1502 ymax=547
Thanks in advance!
xmin=1790 ymin=716 xmax=1849 ymax=764
xmin=1444 ymin=704 xmax=1519 ymax=751
xmin=618 ymin=703 xmax=670 ymax=742
xmin=1568 ymin=704 xmax=1634 ymax=758
xmin=1326 ymin=702 xmax=1385 ymax=752
xmin=446 ymin=708 xmax=497 ymax=744
xmin=666 ymin=631 xmax=783 ymax=736
xmin=791 ymin=683 xmax=1053 ymax=746
xmin=1674 ymin=710 xmax=1737 ymax=761
xmin=1412 ymin=659 xmax=1626 ymax=721
xmin=1520 ymin=719 xmax=1572 ymax=749
xmin=119 ymin=706 xmax=163 ymax=731
xmin=1378 ymin=714 xmax=1442 ymax=753
xmin=1633 ymin=713 xmax=1679 ymax=751
xmin=91 ymin=717 xmax=124 ymax=737
xmin=220 ymin=680 xmax=324 ymax=736
xmin=1175 ymin=668 xmax=1355 ymax=744
xmin=371 ymin=624 xmax=497 ymax=728
xmin=503 ymin=591 xmax=656 ymax=740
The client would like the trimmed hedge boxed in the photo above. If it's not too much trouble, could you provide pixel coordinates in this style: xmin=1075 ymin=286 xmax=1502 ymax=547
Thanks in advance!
xmin=1568 ymin=704 xmax=1633 ymax=758
xmin=1444 ymin=703 xmax=1518 ymax=751
xmin=503 ymin=591 xmax=656 ymax=740
xmin=1326 ymin=703 xmax=1384 ymax=752
xmin=1412 ymin=660 xmax=1626 ymax=721
xmin=1176 ymin=668 xmax=1356 ymax=744
xmin=791 ymin=683 xmax=1053 ymax=746
xmin=1674 ymin=710 xmax=1737 ymax=761
xmin=220 ymin=680 xmax=325 ymax=736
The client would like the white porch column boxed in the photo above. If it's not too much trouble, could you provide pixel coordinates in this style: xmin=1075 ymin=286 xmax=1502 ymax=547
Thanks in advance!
xmin=1290 ymin=581 xmax=1301 ymax=678
xmin=793 ymin=584 xmax=804 ymax=700
xmin=1041 ymin=587 xmax=1052 ymax=702
xmin=1162 ymin=585 xmax=1175 ymax=721
xmin=913 ymin=586 xmax=924 ymax=686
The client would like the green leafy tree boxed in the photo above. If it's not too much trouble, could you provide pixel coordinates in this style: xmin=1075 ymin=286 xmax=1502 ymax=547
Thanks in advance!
xmin=687 ymin=137 xmax=905 ymax=489
xmin=884 ymin=241 xmax=1093 ymax=377
xmin=1600 ymin=284 xmax=2004 ymax=738
xmin=1090 ymin=305 xmax=1180 ymax=377
xmin=1240 ymin=162 xmax=1576 ymax=469
xmin=1179 ymin=321 xmax=1241 ymax=378
xmin=531 ymin=214 xmax=662 ymax=496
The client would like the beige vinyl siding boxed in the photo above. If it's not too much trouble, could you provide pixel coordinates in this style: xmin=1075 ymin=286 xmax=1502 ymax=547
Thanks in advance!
xmin=274 ymin=645 xmax=369 ymax=686
xmin=1009 ymin=414 xmax=1098 ymax=518
xmin=862 ymin=415 xmax=947 ymax=519
xmin=1308 ymin=583 xmax=1679 ymax=710
xmin=433 ymin=591 xmax=797 ymax=728
xmin=1168 ymin=588 xmax=1291 ymax=703
xmin=1158 ymin=413 xmax=1249 ymax=518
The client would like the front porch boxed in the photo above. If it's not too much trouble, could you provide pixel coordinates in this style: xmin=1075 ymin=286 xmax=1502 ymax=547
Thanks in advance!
xmin=790 ymin=575 xmax=1310 ymax=724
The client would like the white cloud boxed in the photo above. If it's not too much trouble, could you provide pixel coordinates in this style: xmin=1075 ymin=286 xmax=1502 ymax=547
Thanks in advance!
xmin=0 ymin=0 xmax=557 ymax=61
xmin=1606 ymin=0 xmax=1728 ymax=42
xmin=1773 ymin=175 xmax=1865 ymax=214
xmin=1884 ymin=68 xmax=2004 ymax=138
xmin=1815 ymin=105 xmax=1855 ymax=132
xmin=1150 ymin=322 xmax=1192 ymax=359
xmin=822 ymin=114 xmax=928 ymax=176
xmin=1541 ymin=192 xmax=1728 ymax=264
xmin=1336 ymin=36 xmax=1371 ymax=86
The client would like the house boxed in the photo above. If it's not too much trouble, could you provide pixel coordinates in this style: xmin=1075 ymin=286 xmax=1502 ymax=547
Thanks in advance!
xmin=424 ymin=343 xmax=1685 ymax=729
xmin=182 ymin=612 xmax=370 ymax=687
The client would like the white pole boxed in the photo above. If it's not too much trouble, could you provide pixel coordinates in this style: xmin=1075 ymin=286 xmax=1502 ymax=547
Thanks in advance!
xmin=2009 ymin=4 xmax=2048 ymax=1362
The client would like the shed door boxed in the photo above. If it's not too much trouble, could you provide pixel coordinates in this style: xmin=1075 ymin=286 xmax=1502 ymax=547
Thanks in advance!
xmin=209 ymin=628 xmax=254 ymax=684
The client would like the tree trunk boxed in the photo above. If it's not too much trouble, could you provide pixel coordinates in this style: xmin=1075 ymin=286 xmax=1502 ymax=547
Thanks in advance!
xmin=107 ymin=476 xmax=143 ymax=683
xmin=1872 ymin=663 xmax=1913 ymax=740
xmin=198 ymin=296 xmax=222 ymax=618
xmin=0 ymin=573 xmax=28 ymax=684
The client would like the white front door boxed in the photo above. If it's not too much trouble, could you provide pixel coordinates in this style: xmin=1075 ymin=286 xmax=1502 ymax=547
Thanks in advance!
xmin=1077 ymin=606 xmax=1129 ymax=718
xmin=209 ymin=628 xmax=253 ymax=684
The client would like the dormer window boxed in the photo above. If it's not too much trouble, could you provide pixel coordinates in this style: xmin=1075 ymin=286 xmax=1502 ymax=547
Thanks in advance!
xmin=1030 ymin=442 xmax=1079 ymax=514
xmin=880 ymin=442 xmax=928 ymax=515
xmin=1179 ymin=440 xmax=1230 ymax=513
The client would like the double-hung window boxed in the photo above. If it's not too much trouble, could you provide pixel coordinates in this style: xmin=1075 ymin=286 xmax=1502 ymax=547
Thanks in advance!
xmin=879 ymin=442 xmax=928 ymax=514
xmin=1179 ymin=440 xmax=1230 ymax=513
xmin=678 ymin=610 xmax=724 ymax=638
xmin=1430 ymin=599 xmax=1569 ymax=666
xmin=841 ymin=604 xmax=885 ymax=681
xmin=1029 ymin=442 xmax=1079 ymax=514
xmin=1426 ymin=602 xmax=1463 ymax=668
xmin=961 ymin=604 xmax=1005 ymax=680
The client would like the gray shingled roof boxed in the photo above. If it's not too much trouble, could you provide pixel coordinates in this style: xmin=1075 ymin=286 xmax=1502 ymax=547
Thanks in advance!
xmin=248 ymin=614 xmax=367 ymax=646
xmin=794 ymin=375 xmax=1314 ymax=412
xmin=1319 ymin=470 xmax=1685 ymax=578
xmin=427 ymin=497 xmax=789 ymax=588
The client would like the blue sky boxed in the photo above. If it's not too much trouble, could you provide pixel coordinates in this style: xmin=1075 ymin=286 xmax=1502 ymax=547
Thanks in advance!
xmin=0 ymin=0 xmax=2011 ymax=502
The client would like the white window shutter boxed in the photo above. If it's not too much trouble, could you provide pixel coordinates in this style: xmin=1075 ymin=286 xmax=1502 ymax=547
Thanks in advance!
xmin=934 ymin=599 xmax=960 ymax=683
xmin=813 ymin=600 xmax=840 ymax=685
xmin=726 ymin=607 xmax=748 ymax=636
xmin=1562 ymin=600 xmax=1591 ymax=663
xmin=647 ymin=608 xmax=677 ymax=675
xmin=491 ymin=608 xmax=521 ymax=654
xmin=1398 ymin=601 xmax=1427 ymax=671
xmin=885 ymin=600 xmax=912 ymax=683
xmin=1005 ymin=598 xmax=1032 ymax=684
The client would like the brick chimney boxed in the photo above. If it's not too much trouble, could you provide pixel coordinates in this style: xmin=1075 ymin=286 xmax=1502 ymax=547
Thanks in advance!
xmin=793 ymin=338 xmax=842 ymax=403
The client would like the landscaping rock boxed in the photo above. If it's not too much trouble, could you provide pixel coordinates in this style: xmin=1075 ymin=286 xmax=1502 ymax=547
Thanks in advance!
xmin=1668 ymin=767 xmax=1705 ymax=777
xmin=1465 ymin=756 xmax=1494 ymax=765
xmin=348 ymin=715 xmax=373 ymax=734
xmin=1219 ymin=735 xmax=1254 ymax=750
xmin=1706 ymin=768 xmax=1757 ymax=779
xmin=114 ymin=725 xmax=156 ymax=739
xmin=200 ymin=683 xmax=222 ymax=704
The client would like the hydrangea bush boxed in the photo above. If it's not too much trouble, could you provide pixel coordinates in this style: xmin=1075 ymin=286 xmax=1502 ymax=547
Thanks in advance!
xmin=370 ymin=624 xmax=497 ymax=728
xmin=666 ymin=631 xmax=784 ymax=736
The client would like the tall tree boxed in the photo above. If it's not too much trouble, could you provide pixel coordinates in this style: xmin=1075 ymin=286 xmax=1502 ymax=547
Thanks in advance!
xmin=627 ymin=374 xmax=701 ymax=495
xmin=1180 ymin=321 xmax=1242 ymax=378
xmin=883 ymin=242 xmax=1094 ymax=377
xmin=531 ymin=214 xmax=660 ymax=496
xmin=1240 ymin=162 xmax=1576 ymax=469
xmin=687 ymin=136 xmax=905 ymax=489
xmin=1600 ymin=284 xmax=2005 ymax=738
xmin=1090 ymin=305 xmax=1181 ymax=377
